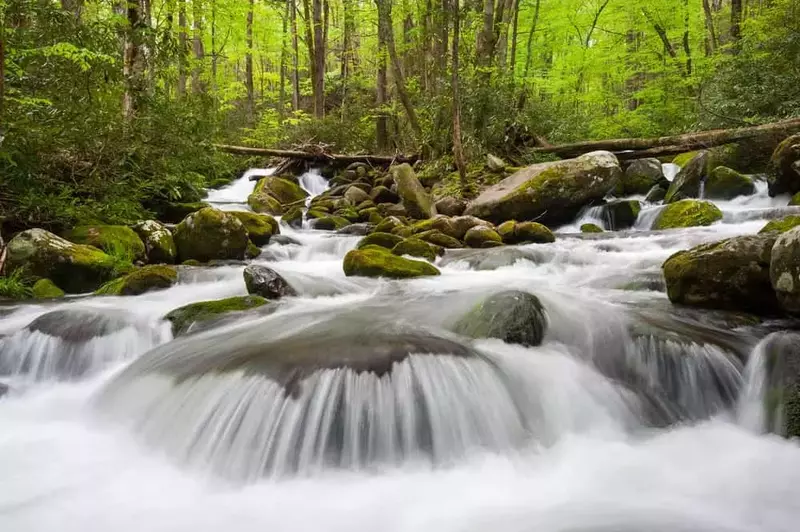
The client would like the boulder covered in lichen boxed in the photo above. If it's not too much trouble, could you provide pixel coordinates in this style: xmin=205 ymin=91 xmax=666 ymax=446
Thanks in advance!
xmin=343 ymin=247 xmax=440 ymax=278
xmin=133 ymin=220 xmax=177 ymax=264
xmin=653 ymin=199 xmax=722 ymax=230
xmin=173 ymin=207 xmax=250 ymax=262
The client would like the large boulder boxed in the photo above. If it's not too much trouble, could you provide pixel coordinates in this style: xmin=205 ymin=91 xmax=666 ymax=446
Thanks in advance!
xmin=464 ymin=226 xmax=503 ymax=248
xmin=358 ymin=232 xmax=406 ymax=250
xmin=759 ymin=215 xmax=800 ymax=235
xmin=370 ymin=185 xmax=399 ymax=204
xmin=662 ymin=234 xmax=779 ymax=314
xmin=653 ymin=199 xmax=722 ymax=230
xmin=173 ymin=207 xmax=250 ymax=262
xmin=453 ymin=291 xmax=547 ymax=347
xmin=465 ymin=151 xmax=621 ymax=225
xmin=617 ymin=158 xmax=665 ymax=195
xmin=496 ymin=221 xmax=555 ymax=244
xmin=770 ymin=226 xmax=800 ymax=313
xmin=767 ymin=134 xmax=800 ymax=196
xmin=705 ymin=166 xmax=756 ymax=200
xmin=132 ymin=220 xmax=177 ymax=264
xmin=435 ymin=197 xmax=467 ymax=216
xmin=95 ymin=265 xmax=178 ymax=296
xmin=664 ymin=151 xmax=708 ymax=203
xmin=65 ymin=225 xmax=146 ymax=262
xmin=645 ymin=185 xmax=667 ymax=203
xmin=343 ymin=247 xmax=440 ymax=278
xmin=391 ymin=163 xmax=436 ymax=219
xmin=604 ymin=199 xmax=641 ymax=230
xmin=391 ymin=238 xmax=440 ymax=262
xmin=243 ymin=265 xmax=297 ymax=300
xmin=247 ymin=176 xmax=308 ymax=215
xmin=165 ymin=296 xmax=269 ymax=336
xmin=758 ymin=332 xmax=800 ymax=438
xmin=6 ymin=229 xmax=126 ymax=293
xmin=231 ymin=211 xmax=279 ymax=246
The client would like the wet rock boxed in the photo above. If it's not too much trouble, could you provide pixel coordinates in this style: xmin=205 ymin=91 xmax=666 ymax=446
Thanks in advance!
xmin=173 ymin=207 xmax=250 ymax=262
xmin=617 ymin=158 xmax=666 ymax=195
xmin=344 ymin=186 xmax=371 ymax=205
xmin=391 ymin=163 xmax=436 ymax=219
xmin=379 ymin=202 xmax=408 ymax=218
xmin=653 ymin=199 xmax=722 ymax=230
xmin=283 ymin=207 xmax=304 ymax=229
xmin=465 ymin=151 xmax=621 ymax=225
xmin=26 ymin=308 xmax=130 ymax=343
xmin=337 ymin=223 xmax=374 ymax=236
xmin=65 ymin=224 xmax=146 ymax=262
xmin=6 ymin=229 xmax=126 ymax=293
xmin=343 ymin=247 xmax=440 ymax=278
xmin=645 ymin=185 xmax=667 ymax=203
xmin=31 ymin=279 xmax=65 ymax=299
xmin=664 ymin=151 xmax=708 ymax=203
xmin=759 ymin=215 xmax=800 ymax=234
xmin=153 ymin=202 xmax=209 ymax=224
xmin=415 ymin=230 xmax=463 ymax=248
xmin=133 ymin=220 xmax=177 ymax=264
xmin=370 ymin=185 xmax=399 ymax=204
xmin=435 ymin=196 xmax=467 ymax=216
xmin=487 ymin=154 xmax=506 ymax=172
xmin=230 ymin=212 xmax=280 ymax=246
xmin=334 ymin=207 xmax=360 ymax=222
xmin=450 ymin=216 xmax=491 ymax=240
xmin=767 ymin=134 xmax=800 ymax=196
xmin=662 ymin=233 xmax=780 ymax=314
xmin=244 ymin=265 xmax=297 ymax=300
xmin=246 ymin=241 xmax=262 ymax=259
xmin=95 ymin=265 xmax=178 ymax=296
xmin=310 ymin=216 xmax=351 ymax=231
xmin=705 ymin=166 xmax=756 ymax=200
xmin=0 ymin=382 xmax=7 ymax=398
xmin=759 ymin=331 xmax=800 ymax=437
xmin=581 ymin=223 xmax=604 ymax=233
xmin=270 ymin=235 xmax=301 ymax=246
xmin=247 ymin=176 xmax=308 ymax=215
xmin=357 ymin=232 xmax=405 ymax=250
xmin=374 ymin=216 xmax=406 ymax=233
xmin=604 ymin=199 xmax=642 ymax=230
xmin=770 ymin=226 xmax=800 ymax=313
xmin=497 ymin=221 xmax=555 ymax=244
xmin=464 ymin=226 xmax=503 ymax=248
xmin=391 ymin=238 xmax=440 ymax=261
xmin=453 ymin=290 xmax=547 ymax=347
xmin=165 ymin=296 xmax=269 ymax=337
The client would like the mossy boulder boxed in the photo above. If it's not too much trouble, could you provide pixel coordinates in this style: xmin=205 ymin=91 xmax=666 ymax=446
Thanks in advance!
xmin=247 ymin=176 xmax=308 ymax=214
xmin=231 ymin=211 xmax=279 ymax=246
xmin=155 ymin=202 xmax=209 ymax=224
xmin=6 ymin=229 xmax=127 ymax=293
xmin=645 ymin=185 xmax=667 ymax=203
xmin=283 ymin=207 xmax=305 ymax=228
xmin=453 ymin=290 xmax=547 ymax=347
xmin=374 ymin=216 xmax=406 ymax=233
xmin=31 ymin=279 xmax=65 ymax=299
xmin=391 ymin=238 xmax=440 ymax=262
xmin=653 ymin=199 xmax=722 ymax=230
xmin=581 ymin=223 xmax=604 ymax=233
xmin=164 ymin=295 xmax=269 ymax=337
xmin=310 ymin=215 xmax=351 ymax=230
xmin=465 ymin=151 xmax=621 ymax=225
xmin=705 ymin=166 xmax=756 ymax=200
xmin=464 ymin=226 xmax=503 ymax=248
xmin=604 ymin=199 xmax=642 ymax=230
xmin=392 ymin=226 xmax=416 ymax=238
xmin=344 ymin=186 xmax=371 ymax=205
xmin=132 ymin=220 xmax=177 ymax=264
xmin=450 ymin=216 xmax=491 ymax=240
xmin=95 ymin=265 xmax=178 ymax=296
xmin=662 ymin=234 xmax=780 ymax=314
xmin=759 ymin=215 xmax=800 ymax=235
xmin=335 ymin=207 xmax=361 ymax=222
xmin=664 ymin=151 xmax=708 ymax=203
xmin=416 ymin=230 xmax=463 ymax=248
xmin=672 ymin=151 xmax=700 ymax=168
xmin=759 ymin=332 xmax=800 ymax=438
xmin=65 ymin=225 xmax=146 ymax=262
xmin=435 ymin=197 xmax=467 ymax=216
xmin=391 ymin=163 xmax=436 ymax=219
xmin=173 ymin=207 xmax=250 ymax=262
xmin=767 ymin=134 xmax=800 ymax=196
xmin=497 ymin=220 xmax=555 ymax=244
xmin=616 ymin=158 xmax=665 ymax=195
xmin=770 ymin=227 xmax=800 ymax=313
xmin=357 ymin=232 xmax=405 ymax=250
xmin=343 ymin=247 xmax=440 ymax=278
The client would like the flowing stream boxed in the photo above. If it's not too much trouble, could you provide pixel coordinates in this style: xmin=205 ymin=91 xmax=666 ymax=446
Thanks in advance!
xmin=2 ymin=168 xmax=800 ymax=531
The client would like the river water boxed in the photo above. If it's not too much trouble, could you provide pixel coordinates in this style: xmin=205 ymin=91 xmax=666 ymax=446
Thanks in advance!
xmin=2 ymin=169 xmax=800 ymax=531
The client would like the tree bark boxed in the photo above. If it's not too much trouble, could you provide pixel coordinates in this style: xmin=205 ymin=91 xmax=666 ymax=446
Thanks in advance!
xmin=682 ymin=0 xmax=692 ymax=76
xmin=191 ymin=0 xmax=205 ymax=93
xmin=312 ymin=0 xmax=325 ymax=117
xmin=731 ymin=0 xmax=743 ymax=48
xmin=178 ymin=0 xmax=187 ymax=96
xmin=451 ymin=0 xmax=466 ymax=189
xmin=701 ymin=0 xmax=718 ymax=54
xmin=476 ymin=0 xmax=495 ymax=68
xmin=123 ymin=0 xmax=146 ymax=120
xmin=213 ymin=144 xmax=418 ymax=166
xmin=509 ymin=0 xmax=519 ymax=76
xmin=246 ymin=0 xmax=254 ymax=121
xmin=290 ymin=0 xmax=300 ymax=111
xmin=516 ymin=0 xmax=540 ymax=110
xmin=376 ymin=3 xmax=389 ymax=152
xmin=529 ymin=118 xmax=800 ymax=158
xmin=341 ymin=0 xmax=355 ymax=79
xmin=0 ymin=9 xmax=5 ymax=123
xmin=279 ymin=0 xmax=289 ymax=118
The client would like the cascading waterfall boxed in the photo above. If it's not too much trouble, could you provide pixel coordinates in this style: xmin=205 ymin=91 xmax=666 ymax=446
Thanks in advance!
xmin=2 ymin=163 xmax=800 ymax=531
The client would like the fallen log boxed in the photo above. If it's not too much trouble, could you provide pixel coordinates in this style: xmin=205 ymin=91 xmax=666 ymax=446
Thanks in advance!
xmin=213 ymin=144 xmax=419 ymax=166
xmin=612 ymin=145 xmax=701 ymax=161
xmin=531 ymin=117 xmax=800 ymax=159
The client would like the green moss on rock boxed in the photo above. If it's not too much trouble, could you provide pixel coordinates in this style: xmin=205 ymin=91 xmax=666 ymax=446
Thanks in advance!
xmin=514 ymin=222 xmax=556 ymax=244
xmin=653 ymin=199 xmax=722 ymax=230
xmin=391 ymin=238 xmax=440 ymax=261
xmin=453 ymin=290 xmax=547 ymax=347
xmin=133 ymin=220 xmax=177 ymax=264
xmin=65 ymin=225 xmax=146 ymax=262
xmin=231 ymin=211 xmax=279 ymax=245
xmin=173 ymin=207 xmax=250 ymax=262
xmin=165 ymin=295 xmax=269 ymax=336
xmin=464 ymin=226 xmax=503 ymax=248
xmin=31 ymin=279 xmax=65 ymax=299
xmin=581 ymin=223 xmax=604 ymax=233
xmin=705 ymin=166 xmax=756 ymax=200
xmin=415 ymin=230 xmax=463 ymax=248
xmin=311 ymin=215 xmax=351 ymax=230
xmin=95 ymin=265 xmax=178 ymax=296
xmin=357 ymin=232 xmax=405 ymax=250
xmin=391 ymin=163 xmax=436 ymax=219
xmin=343 ymin=247 xmax=441 ymax=278
xmin=759 ymin=215 xmax=800 ymax=234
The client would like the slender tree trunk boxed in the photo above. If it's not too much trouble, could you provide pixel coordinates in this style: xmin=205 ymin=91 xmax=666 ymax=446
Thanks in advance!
xmin=516 ymin=0 xmax=540 ymax=110
xmin=683 ymin=0 xmax=692 ymax=75
xmin=246 ymin=0 xmax=254 ymax=121
xmin=123 ymin=0 xmax=146 ymax=120
xmin=290 ymin=0 xmax=300 ymax=110
xmin=376 ymin=0 xmax=389 ymax=151
xmin=279 ymin=0 xmax=289 ymax=118
xmin=211 ymin=0 xmax=217 ymax=88
xmin=509 ymin=0 xmax=519 ymax=77
xmin=731 ymin=0 xmax=743 ymax=50
xmin=452 ymin=0 xmax=466 ymax=190
xmin=312 ymin=0 xmax=325 ymax=117
xmin=476 ymin=0 xmax=495 ymax=67
xmin=702 ymin=0 xmax=718 ymax=54
xmin=375 ymin=0 xmax=422 ymax=138
xmin=191 ymin=0 xmax=205 ymax=93
xmin=61 ymin=0 xmax=84 ymax=19
xmin=0 ymin=9 xmax=5 ymax=123
xmin=341 ymin=0 xmax=355 ymax=79
xmin=178 ymin=0 xmax=187 ymax=96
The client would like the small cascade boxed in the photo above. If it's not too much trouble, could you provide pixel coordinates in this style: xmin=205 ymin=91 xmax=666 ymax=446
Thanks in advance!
xmin=698 ymin=179 xmax=706 ymax=199
xmin=206 ymin=168 xmax=274 ymax=210
xmin=662 ymin=162 xmax=680 ymax=182
xmin=737 ymin=337 xmax=770 ymax=433
xmin=298 ymin=170 xmax=329 ymax=198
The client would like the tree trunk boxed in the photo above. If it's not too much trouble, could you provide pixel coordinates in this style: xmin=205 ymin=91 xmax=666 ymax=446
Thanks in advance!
xmin=312 ymin=0 xmax=325 ymax=117
xmin=191 ymin=0 xmax=205 ymax=93
xmin=476 ymin=0 xmax=495 ymax=68
xmin=376 ymin=1 xmax=389 ymax=152
xmin=290 ymin=0 xmax=300 ymax=111
xmin=341 ymin=0 xmax=355 ymax=79
xmin=123 ymin=0 xmax=146 ymax=120
xmin=0 ymin=10 xmax=5 ymax=123
xmin=61 ymin=0 xmax=84 ymax=19
xmin=213 ymin=144 xmax=418 ymax=166
xmin=279 ymin=0 xmax=288 ymax=118
xmin=451 ymin=0 xmax=466 ymax=190
xmin=178 ymin=0 xmax=187 ymax=96
xmin=375 ymin=0 xmax=422 ymax=138
xmin=211 ymin=0 xmax=217 ymax=88
xmin=516 ymin=0 xmax=540 ymax=110
xmin=509 ymin=0 xmax=519 ymax=76
xmin=246 ymin=0 xmax=254 ymax=121
xmin=682 ymin=0 xmax=692 ymax=76
xmin=731 ymin=0 xmax=743 ymax=50
xmin=701 ymin=0 xmax=718 ymax=54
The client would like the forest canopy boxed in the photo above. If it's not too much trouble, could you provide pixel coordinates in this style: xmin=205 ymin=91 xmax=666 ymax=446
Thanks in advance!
xmin=1 ymin=0 xmax=799 ymax=231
